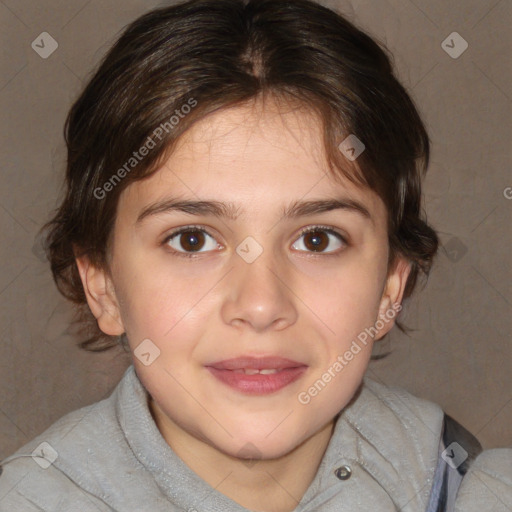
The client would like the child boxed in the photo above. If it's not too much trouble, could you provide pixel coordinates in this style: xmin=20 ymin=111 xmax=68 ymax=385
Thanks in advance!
xmin=1 ymin=0 xmax=510 ymax=510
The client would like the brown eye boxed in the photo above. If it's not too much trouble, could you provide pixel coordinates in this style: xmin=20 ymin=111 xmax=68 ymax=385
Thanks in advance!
xmin=179 ymin=230 xmax=205 ymax=252
xmin=304 ymin=231 xmax=329 ymax=252
xmin=292 ymin=228 xmax=346 ymax=254
xmin=165 ymin=228 xmax=218 ymax=255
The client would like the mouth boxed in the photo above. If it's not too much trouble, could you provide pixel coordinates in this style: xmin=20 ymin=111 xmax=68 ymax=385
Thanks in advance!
xmin=205 ymin=356 xmax=308 ymax=395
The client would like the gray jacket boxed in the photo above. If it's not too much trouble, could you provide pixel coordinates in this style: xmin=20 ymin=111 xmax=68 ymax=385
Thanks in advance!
xmin=0 ymin=365 xmax=510 ymax=511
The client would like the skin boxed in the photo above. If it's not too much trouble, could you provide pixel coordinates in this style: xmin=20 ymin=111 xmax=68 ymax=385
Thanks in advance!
xmin=76 ymin=96 xmax=411 ymax=512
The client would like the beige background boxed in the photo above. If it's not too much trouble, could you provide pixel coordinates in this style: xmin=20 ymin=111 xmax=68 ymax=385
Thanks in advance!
xmin=0 ymin=0 xmax=510 ymax=459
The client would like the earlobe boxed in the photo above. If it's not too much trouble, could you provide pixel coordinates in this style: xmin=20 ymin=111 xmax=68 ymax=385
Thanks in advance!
xmin=75 ymin=255 xmax=125 ymax=336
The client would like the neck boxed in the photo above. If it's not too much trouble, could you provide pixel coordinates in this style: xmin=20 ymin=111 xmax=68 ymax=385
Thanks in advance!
xmin=149 ymin=399 xmax=335 ymax=512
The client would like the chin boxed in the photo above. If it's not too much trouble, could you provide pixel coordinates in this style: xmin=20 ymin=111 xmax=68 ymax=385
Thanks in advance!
xmin=212 ymin=424 xmax=311 ymax=463
xmin=226 ymin=439 xmax=299 ymax=463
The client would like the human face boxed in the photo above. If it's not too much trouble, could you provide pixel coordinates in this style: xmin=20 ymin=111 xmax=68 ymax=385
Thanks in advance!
xmin=99 ymin=98 xmax=408 ymax=460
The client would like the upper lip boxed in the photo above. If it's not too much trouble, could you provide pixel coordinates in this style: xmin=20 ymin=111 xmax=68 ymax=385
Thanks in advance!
xmin=205 ymin=356 xmax=307 ymax=370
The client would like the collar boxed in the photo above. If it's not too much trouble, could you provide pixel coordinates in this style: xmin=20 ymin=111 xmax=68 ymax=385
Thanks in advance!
xmin=14 ymin=364 xmax=442 ymax=511
xmin=120 ymin=365 xmax=442 ymax=511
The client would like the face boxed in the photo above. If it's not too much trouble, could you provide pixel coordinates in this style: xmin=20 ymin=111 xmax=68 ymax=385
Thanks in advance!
xmin=78 ymin=97 xmax=410 ymax=460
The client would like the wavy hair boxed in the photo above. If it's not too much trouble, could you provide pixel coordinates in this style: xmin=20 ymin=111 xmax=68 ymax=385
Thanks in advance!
xmin=42 ymin=0 xmax=439 ymax=351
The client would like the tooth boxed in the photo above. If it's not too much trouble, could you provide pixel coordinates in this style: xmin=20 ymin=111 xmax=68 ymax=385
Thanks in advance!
xmin=244 ymin=368 xmax=260 ymax=375
xmin=259 ymin=369 xmax=278 ymax=375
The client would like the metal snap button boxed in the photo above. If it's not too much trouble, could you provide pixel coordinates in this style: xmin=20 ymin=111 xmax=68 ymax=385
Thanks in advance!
xmin=334 ymin=465 xmax=352 ymax=480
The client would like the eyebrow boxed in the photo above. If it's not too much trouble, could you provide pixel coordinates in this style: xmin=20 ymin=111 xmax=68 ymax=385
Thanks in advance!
xmin=135 ymin=196 xmax=372 ymax=225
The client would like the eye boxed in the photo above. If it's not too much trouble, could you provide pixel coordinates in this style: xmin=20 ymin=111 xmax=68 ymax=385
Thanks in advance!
xmin=291 ymin=226 xmax=347 ymax=254
xmin=163 ymin=226 xmax=220 ymax=256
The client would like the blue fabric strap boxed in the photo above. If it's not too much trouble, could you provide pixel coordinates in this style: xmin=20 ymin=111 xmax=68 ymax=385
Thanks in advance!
xmin=426 ymin=414 xmax=483 ymax=512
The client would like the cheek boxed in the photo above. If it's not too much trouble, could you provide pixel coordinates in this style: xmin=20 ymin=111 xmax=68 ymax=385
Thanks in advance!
xmin=111 ymin=255 xmax=173 ymax=336
xmin=114 ymin=262 xmax=218 ymax=359
xmin=304 ymin=256 xmax=385 ymax=342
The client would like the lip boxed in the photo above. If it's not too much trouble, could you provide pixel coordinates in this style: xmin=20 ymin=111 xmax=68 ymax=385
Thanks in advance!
xmin=205 ymin=356 xmax=308 ymax=395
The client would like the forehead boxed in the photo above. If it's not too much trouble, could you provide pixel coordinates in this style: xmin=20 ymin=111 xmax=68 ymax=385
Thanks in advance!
xmin=175 ymin=98 xmax=325 ymax=167
xmin=118 ymin=97 xmax=386 ymax=224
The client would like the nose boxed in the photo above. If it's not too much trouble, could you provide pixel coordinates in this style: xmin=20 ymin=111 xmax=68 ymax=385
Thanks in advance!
xmin=220 ymin=245 xmax=298 ymax=333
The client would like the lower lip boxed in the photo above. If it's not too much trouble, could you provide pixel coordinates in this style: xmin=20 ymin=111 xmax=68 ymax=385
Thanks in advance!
xmin=206 ymin=367 xmax=307 ymax=395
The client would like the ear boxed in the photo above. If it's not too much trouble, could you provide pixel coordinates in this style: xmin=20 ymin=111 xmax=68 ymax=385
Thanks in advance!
xmin=374 ymin=256 xmax=411 ymax=341
xmin=75 ymin=254 xmax=125 ymax=336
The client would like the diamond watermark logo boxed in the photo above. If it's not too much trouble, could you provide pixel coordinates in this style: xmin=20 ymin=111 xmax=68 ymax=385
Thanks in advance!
xmin=443 ymin=236 xmax=468 ymax=263
xmin=31 ymin=441 xmax=58 ymax=469
xmin=338 ymin=134 xmax=365 ymax=161
xmin=441 ymin=442 xmax=468 ymax=469
xmin=236 ymin=236 xmax=263 ymax=264
xmin=442 ymin=32 xmax=468 ymax=59
xmin=237 ymin=442 xmax=262 ymax=468
xmin=134 ymin=338 xmax=161 ymax=366
xmin=31 ymin=32 xmax=59 ymax=59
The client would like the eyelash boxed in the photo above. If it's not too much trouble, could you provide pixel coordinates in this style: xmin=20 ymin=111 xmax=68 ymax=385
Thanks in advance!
xmin=161 ymin=224 xmax=348 ymax=259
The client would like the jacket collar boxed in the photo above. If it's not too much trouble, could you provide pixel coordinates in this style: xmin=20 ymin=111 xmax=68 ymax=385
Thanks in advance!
xmin=16 ymin=364 xmax=443 ymax=511
xmin=119 ymin=365 xmax=443 ymax=511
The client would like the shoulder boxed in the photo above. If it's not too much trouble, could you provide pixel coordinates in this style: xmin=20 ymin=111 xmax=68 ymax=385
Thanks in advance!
xmin=336 ymin=377 xmax=445 ymax=508
xmin=455 ymin=448 xmax=512 ymax=511
xmin=0 ymin=385 xmax=119 ymax=511
xmin=348 ymin=376 xmax=445 ymax=444
xmin=0 ymin=457 xmax=109 ymax=511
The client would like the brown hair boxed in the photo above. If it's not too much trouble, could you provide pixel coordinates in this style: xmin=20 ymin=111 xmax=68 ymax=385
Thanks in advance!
xmin=42 ymin=0 xmax=438 ymax=351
